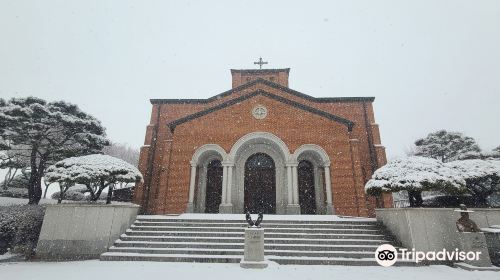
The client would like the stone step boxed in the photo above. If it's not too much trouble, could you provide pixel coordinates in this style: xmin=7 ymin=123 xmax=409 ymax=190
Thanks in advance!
xmin=107 ymin=246 xmax=379 ymax=258
xmin=113 ymin=240 xmax=383 ymax=251
xmin=122 ymin=236 xmax=390 ymax=245
xmin=133 ymin=221 xmax=379 ymax=229
xmin=100 ymin=252 xmax=241 ymax=263
xmin=129 ymin=225 xmax=381 ymax=235
xmin=124 ymin=230 xmax=387 ymax=240
xmin=119 ymin=234 xmax=388 ymax=244
xmin=100 ymin=252 xmax=417 ymax=266
xmin=101 ymin=215 xmax=410 ymax=266
xmin=135 ymin=217 xmax=378 ymax=225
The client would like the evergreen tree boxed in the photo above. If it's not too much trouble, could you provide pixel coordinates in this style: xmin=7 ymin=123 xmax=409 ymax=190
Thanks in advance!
xmin=0 ymin=97 xmax=109 ymax=204
xmin=414 ymin=130 xmax=481 ymax=162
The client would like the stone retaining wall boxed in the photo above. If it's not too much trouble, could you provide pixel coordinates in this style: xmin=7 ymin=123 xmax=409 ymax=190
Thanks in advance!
xmin=376 ymin=208 xmax=500 ymax=253
xmin=36 ymin=204 xmax=139 ymax=260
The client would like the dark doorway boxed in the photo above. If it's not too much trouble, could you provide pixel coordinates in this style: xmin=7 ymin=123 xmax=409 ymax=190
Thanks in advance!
xmin=244 ymin=153 xmax=276 ymax=214
xmin=298 ymin=160 xmax=316 ymax=214
xmin=205 ymin=160 xmax=223 ymax=213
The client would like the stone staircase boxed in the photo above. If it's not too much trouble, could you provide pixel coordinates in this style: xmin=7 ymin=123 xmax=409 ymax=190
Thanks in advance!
xmin=100 ymin=214 xmax=415 ymax=266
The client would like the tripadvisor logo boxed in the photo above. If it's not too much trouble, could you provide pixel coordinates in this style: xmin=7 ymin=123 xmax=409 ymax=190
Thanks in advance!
xmin=375 ymin=244 xmax=483 ymax=266
xmin=375 ymin=244 xmax=397 ymax=267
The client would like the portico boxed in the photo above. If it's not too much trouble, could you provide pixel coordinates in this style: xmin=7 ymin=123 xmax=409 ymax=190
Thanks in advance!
xmin=186 ymin=132 xmax=334 ymax=215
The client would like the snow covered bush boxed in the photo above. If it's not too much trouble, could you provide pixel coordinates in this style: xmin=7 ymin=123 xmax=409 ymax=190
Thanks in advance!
xmin=0 ymin=187 xmax=28 ymax=198
xmin=0 ymin=97 xmax=109 ymax=205
xmin=0 ymin=171 xmax=30 ymax=198
xmin=1 ymin=172 xmax=30 ymax=190
xmin=365 ymin=156 xmax=467 ymax=207
xmin=45 ymin=154 xmax=142 ymax=204
xmin=0 ymin=204 xmax=46 ymax=257
xmin=445 ymin=159 xmax=500 ymax=207
xmin=50 ymin=190 xmax=86 ymax=202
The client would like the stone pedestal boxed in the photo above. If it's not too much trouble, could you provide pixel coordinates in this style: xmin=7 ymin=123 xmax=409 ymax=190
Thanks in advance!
xmin=240 ymin=227 xmax=268 ymax=269
xmin=286 ymin=204 xmax=301 ymax=215
xmin=186 ymin=202 xmax=194 ymax=213
xmin=218 ymin=203 xmax=233 ymax=214
xmin=326 ymin=205 xmax=335 ymax=215
xmin=455 ymin=232 xmax=493 ymax=268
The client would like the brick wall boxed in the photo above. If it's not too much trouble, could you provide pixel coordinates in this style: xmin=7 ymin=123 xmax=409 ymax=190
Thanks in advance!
xmin=134 ymin=79 xmax=389 ymax=217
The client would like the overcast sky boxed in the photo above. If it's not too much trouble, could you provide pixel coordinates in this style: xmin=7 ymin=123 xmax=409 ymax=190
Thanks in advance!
xmin=1 ymin=1 xmax=499 ymax=159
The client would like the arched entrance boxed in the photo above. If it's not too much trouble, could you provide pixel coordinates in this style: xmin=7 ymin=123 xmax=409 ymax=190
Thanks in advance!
xmin=244 ymin=153 xmax=276 ymax=214
xmin=298 ymin=160 xmax=316 ymax=214
xmin=205 ymin=160 xmax=223 ymax=213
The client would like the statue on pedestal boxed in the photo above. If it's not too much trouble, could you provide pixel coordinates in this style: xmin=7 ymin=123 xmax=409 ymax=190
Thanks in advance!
xmin=455 ymin=204 xmax=480 ymax=233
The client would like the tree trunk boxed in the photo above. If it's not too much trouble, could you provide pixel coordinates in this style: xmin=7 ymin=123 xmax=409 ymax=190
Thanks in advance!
xmin=106 ymin=185 xmax=114 ymax=204
xmin=408 ymin=190 xmax=423 ymax=207
xmin=28 ymin=147 xmax=38 ymax=205
xmin=43 ymin=184 xmax=49 ymax=199
xmin=31 ymin=165 xmax=44 ymax=204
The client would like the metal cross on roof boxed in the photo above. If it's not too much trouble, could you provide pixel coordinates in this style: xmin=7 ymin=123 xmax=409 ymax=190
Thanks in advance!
xmin=254 ymin=57 xmax=268 ymax=69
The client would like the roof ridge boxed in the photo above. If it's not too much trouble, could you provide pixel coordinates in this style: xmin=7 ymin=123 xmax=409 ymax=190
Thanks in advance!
xmin=168 ymin=90 xmax=354 ymax=132
xmin=151 ymin=78 xmax=374 ymax=105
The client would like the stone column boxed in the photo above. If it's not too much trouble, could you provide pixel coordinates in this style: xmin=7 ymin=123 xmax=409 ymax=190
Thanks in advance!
xmin=226 ymin=165 xmax=233 ymax=204
xmin=186 ymin=164 xmax=197 ymax=212
xmin=292 ymin=165 xmax=299 ymax=204
xmin=219 ymin=163 xmax=234 ymax=213
xmin=324 ymin=165 xmax=334 ymax=214
xmin=221 ymin=165 xmax=228 ymax=204
xmin=285 ymin=163 xmax=300 ymax=214
xmin=286 ymin=166 xmax=293 ymax=206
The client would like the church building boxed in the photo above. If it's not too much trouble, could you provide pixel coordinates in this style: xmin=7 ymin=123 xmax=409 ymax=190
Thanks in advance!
xmin=134 ymin=65 xmax=392 ymax=217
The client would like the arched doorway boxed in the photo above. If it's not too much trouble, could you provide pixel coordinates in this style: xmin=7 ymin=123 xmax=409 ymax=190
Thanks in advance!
xmin=205 ymin=159 xmax=223 ymax=213
xmin=298 ymin=160 xmax=316 ymax=214
xmin=244 ymin=153 xmax=276 ymax=214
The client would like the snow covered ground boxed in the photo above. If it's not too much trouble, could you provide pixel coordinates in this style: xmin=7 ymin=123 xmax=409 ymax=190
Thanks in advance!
xmin=0 ymin=197 xmax=57 ymax=206
xmin=0 ymin=196 xmax=135 ymax=207
xmin=0 ymin=260 xmax=497 ymax=280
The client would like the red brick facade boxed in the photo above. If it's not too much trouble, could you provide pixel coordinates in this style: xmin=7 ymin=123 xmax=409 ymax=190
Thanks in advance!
xmin=134 ymin=68 xmax=391 ymax=217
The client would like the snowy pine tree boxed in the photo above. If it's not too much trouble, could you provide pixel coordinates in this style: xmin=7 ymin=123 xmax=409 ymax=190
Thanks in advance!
xmin=45 ymin=154 xmax=142 ymax=204
xmin=413 ymin=130 xmax=481 ymax=162
xmin=445 ymin=159 xmax=500 ymax=207
xmin=0 ymin=97 xmax=109 ymax=204
xmin=365 ymin=156 xmax=467 ymax=207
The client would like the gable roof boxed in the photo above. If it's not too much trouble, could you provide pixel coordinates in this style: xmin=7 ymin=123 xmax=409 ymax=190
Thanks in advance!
xmin=168 ymin=90 xmax=355 ymax=132
xmin=151 ymin=78 xmax=374 ymax=105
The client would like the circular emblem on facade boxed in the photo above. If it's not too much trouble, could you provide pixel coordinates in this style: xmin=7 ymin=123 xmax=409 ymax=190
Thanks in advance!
xmin=252 ymin=105 xmax=268 ymax=120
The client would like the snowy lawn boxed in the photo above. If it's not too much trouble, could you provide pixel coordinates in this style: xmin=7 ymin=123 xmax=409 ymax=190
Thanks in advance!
xmin=0 ymin=197 xmax=57 ymax=207
xmin=0 ymin=260 xmax=497 ymax=280
xmin=0 ymin=196 xmax=133 ymax=207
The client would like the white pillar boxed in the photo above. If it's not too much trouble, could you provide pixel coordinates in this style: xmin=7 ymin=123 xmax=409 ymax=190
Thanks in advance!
xmin=226 ymin=165 xmax=233 ymax=204
xmin=292 ymin=165 xmax=299 ymax=204
xmin=219 ymin=163 xmax=234 ymax=213
xmin=324 ymin=165 xmax=334 ymax=214
xmin=221 ymin=165 xmax=228 ymax=204
xmin=186 ymin=164 xmax=197 ymax=212
xmin=285 ymin=163 xmax=300 ymax=214
xmin=286 ymin=165 xmax=293 ymax=205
